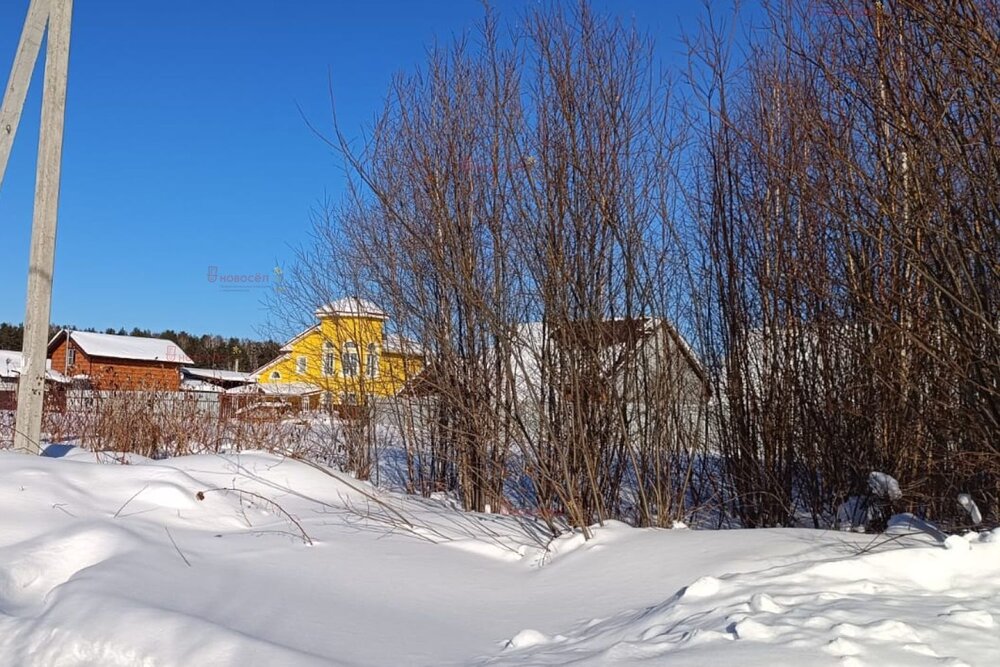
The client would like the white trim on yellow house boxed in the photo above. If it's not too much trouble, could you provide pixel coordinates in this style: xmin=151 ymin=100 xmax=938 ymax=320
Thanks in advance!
xmin=279 ymin=324 xmax=320 ymax=353
xmin=251 ymin=353 xmax=289 ymax=380
xmin=253 ymin=300 xmax=423 ymax=402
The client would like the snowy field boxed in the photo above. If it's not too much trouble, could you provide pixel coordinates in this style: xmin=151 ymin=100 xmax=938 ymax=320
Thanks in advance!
xmin=0 ymin=449 xmax=997 ymax=666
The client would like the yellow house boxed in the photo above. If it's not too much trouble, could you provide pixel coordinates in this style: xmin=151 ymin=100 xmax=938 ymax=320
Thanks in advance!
xmin=254 ymin=298 xmax=423 ymax=405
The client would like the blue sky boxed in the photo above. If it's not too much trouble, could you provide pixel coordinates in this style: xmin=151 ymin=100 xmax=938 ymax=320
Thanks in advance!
xmin=0 ymin=1 xmax=721 ymax=340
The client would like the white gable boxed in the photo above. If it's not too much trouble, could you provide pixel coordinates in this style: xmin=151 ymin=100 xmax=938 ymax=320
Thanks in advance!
xmin=0 ymin=350 xmax=69 ymax=382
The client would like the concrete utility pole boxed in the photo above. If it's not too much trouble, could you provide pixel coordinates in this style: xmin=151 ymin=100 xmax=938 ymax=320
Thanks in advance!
xmin=0 ymin=0 xmax=49 ymax=190
xmin=12 ymin=0 xmax=73 ymax=455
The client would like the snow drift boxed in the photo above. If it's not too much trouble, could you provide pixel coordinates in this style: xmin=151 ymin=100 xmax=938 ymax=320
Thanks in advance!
xmin=0 ymin=450 xmax=996 ymax=666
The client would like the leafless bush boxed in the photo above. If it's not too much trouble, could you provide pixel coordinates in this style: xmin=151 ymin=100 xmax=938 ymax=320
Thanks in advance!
xmin=283 ymin=4 xmax=710 ymax=536
xmin=262 ymin=0 xmax=999 ymax=535
xmin=39 ymin=385 xmax=310 ymax=459
xmin=693 ymin=0 xmax=999 ymax=528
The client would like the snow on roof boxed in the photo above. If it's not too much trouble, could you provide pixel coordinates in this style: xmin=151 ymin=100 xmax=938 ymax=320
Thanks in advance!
xmin=181 ymin=367 xmax=254 ymax=383
xmin=58 ymin=331 xmax=193 ymax=365
xmin=260 ymin=382 xmax=323 ymax=396
xmin=224 ymin=383 xmax=261 ymax=395
xmin=180 ymin=378 xmax=224 ymax=393
xmin=0 ymin=350 xmax=26 ymax=379
xmin=226 ymin=382 xmax=320 ymax=396
xmin=315 ymin=297 xmax=387 ymax=320
xmin=383 ymin=333 xmax=423 ymax=356
xmin=0 ymin=350 xmax=70 ymax=383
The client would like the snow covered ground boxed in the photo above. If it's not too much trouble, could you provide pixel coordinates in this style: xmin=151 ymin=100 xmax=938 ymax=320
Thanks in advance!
xmin=0 ymin=449 xmax=997 ymax=666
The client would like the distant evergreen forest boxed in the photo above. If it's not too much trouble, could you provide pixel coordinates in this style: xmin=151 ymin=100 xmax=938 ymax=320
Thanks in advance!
xmin=0 ymin=322 xmax=281 ymax=372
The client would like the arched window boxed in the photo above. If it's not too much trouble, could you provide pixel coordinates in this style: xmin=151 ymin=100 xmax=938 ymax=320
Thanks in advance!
xmin=342 ymin=341 xmax=359 ymax=378
xmin=322 ymin=341 xmax=335 ymax=376
xmin=270 ymin=370 xmax=281 ymax=381
xmin=366 ymin=343 xmax=379 ymax=379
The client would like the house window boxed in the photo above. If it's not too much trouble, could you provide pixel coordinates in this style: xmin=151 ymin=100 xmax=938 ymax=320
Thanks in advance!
xmin=366 ymin=343 xmax=379 ymax=379
xmin=322 ymin=342 xmax=335 ymax=376
xmin=342 ymin=391 xmax=358 ymax=405
xmin=296 ymin=356 xmax=307 ymax=374
xmin=67 ymin=347 xmax=76 ymax=367
xmin=342 ymin=341 xmax=359 ymax=377
xmin=270 ymin=371 xmax=281 ymax=381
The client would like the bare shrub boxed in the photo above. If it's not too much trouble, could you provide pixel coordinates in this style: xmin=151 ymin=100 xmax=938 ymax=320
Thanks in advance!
xmin=693 ymin=0 xmax=1000 ymax=528
xmin=285 ymin=4 xmax=709 ymax=536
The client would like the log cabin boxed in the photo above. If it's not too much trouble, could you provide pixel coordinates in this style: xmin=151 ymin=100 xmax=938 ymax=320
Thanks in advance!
xmin=48 ymin=330 xmax=194 ymax=391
